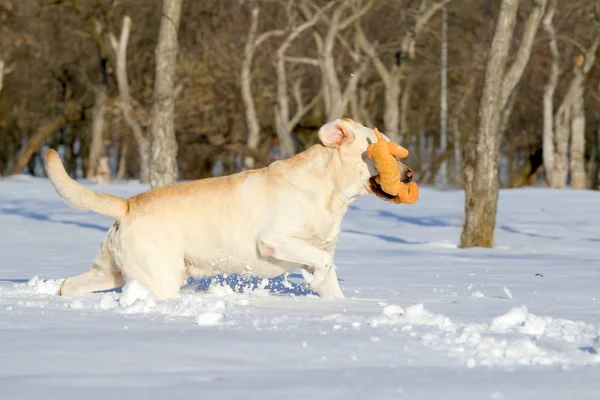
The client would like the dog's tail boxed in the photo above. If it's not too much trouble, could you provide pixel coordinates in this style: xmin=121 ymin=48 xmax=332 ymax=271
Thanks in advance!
xmin=44 ymin=149 xmax=128 ymax=221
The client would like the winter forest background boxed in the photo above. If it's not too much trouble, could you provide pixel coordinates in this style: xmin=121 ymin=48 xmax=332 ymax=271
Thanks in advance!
xmin=0 ymin=0 xmax=598 ymax=247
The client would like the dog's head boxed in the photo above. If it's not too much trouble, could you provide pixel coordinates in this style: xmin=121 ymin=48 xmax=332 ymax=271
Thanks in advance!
xmin=318 ymin=118 xmax=413 ymax=200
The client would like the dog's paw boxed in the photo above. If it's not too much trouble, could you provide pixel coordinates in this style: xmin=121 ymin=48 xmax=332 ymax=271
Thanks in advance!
xmin=309 ymin=264 xmax=334 ymax=291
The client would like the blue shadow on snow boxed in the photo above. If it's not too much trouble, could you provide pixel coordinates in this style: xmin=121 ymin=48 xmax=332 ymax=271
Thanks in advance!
xmin=1 ymin=207 xmax=108 ymax=232
xmin=377 ymin=210 xmax=453 ymax=227
xmin=498 ymin=224 xmax=560 ymax=240
xmin=189 ymin=273 xmax=318 ymax=297
xmin=344 ymin=229 xmax=425 ymax=245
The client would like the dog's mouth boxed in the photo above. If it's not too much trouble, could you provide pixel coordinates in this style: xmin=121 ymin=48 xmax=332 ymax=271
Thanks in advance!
xmin=368 ymin=176 xmax=396 ymax=200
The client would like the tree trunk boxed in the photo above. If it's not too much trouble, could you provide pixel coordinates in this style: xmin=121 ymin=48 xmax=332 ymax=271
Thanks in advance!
xmin=569 ymin=65 xmax=586 ymax=189
xmin=439 ymin=5 xmax=449 ymax=185
xmin=460 ymin=0 xmax=519 ymax=249
xmin=138 ymin=138 xmax=150 ymax=184
xmin=451 ymin=76 xmax=477 ymax=185
xmin=586 ymin=119 xmax=598 ymax=189
xmin=114 ymin=16 xmax=151 ymax=184
xmin=241 ymin=6 xmax=284 ymax=168
xmin=0 ymin=47 xmax=4 ymax=94
xmin=149 ymin=0 xmax=182 ymax=188
xmin=399 ymin=73 xmax=413 ymax=142
xmin=552 ymin=104 xmax=572 ymax=187
xmin=86 ymin=86 xmax=108 ymax=180
xmin=452 ymin=116 xmax=463 ymax=185
xmin=541 ymin=0 xmax=562 ymax=188
xmin=383 ymin=81 xmax=401 ymax=141
xmin=241 ymin=6 xmax=262 ymax=169
xmin=542 ymin=0 xmax=598 ymax=189
xmin=116 ymin=141 xmax=128 ymax=181
xmin=12 ymin=115 xmax=70 ymax=175
xmin=274 ymin=56 xmax=295 ymax=160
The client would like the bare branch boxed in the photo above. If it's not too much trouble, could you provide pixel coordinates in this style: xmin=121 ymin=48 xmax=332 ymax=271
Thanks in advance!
xmin=415 ymin=0 xmax=452 ymax=34
xmin=301 ymin=0 xmax=374 ymax=119
xmin=278 ymin=3 xmax=330 ymax=55
xmin=288 ymin=81 xmax=323 ymax=131
xmin=580 ymin=36 xmax=600 ymax=74
xmin=339 ymin=59 xmax=369 ymax=114
xmin=355 ymin=22 xmax=390 ymax=85
xmin=108 ymin=32 xmax=118 ymax=52
xmin=255 ymin=29 xmax=286 ymax=48
xmin=338 ymin=0 xmax=374 ymax=31
xmin=502 ymin=0 xmax=547 ymax=108
xmin=284 ymin=56 xmax=319 ymax=66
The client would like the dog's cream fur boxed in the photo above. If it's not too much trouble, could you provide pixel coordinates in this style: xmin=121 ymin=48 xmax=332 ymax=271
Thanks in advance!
xmin=44 ymin=118 xmax=412 ymax=300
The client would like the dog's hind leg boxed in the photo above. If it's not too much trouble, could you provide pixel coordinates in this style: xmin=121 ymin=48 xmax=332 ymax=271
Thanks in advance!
xmin=114 ymin=237 xmax=186 ymax=300
xmin=60 ymin=238 xmax=124 ymax=296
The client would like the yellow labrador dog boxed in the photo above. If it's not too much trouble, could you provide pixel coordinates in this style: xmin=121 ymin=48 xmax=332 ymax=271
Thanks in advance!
xmin=44 ymin=118 xmax=413 ymax=300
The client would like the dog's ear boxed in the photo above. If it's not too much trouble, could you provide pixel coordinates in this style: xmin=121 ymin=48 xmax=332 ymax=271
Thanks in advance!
xmin=318 ymin=119 xmax=355 ymax=148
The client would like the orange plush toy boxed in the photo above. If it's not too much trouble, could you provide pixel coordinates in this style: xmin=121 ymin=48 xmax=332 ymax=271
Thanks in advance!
xmin=367 ymin=128 xmax=419 ymax=204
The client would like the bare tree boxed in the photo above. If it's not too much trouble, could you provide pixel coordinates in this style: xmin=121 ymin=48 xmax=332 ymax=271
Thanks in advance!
xmin=569 ymin=38 xmax=600 ymax=189
xmin=355 ymin=25 xmax=402 ymax=140
xmin=570 ymin=55 xmax=588 ymax=189
xmin=500 ymin=0 xmax=546 ymax=109
xmin=357 ymin=0 xmax=451 ymax=142
xmin=301 ymin=0 xmax=372 ymax=121
xmin=116 ymin=142 xmax=128 ymax=181
xmin=85 ymin=85 xmax=108 ymax=180
xmin=543 ymin=1 xmax=599 ymax=189
xmin=495 ymin=0 xmax=546 ymax=140
xmin=0 ymin=47 xmax=4 ymax=94
xmin=149 ymin=0 xmax=183 ymax=188
xmin=95 ymin=155 xmax=111 ymax=184
xmin=541 ymin=0 xmax=564 ymax=188
xmin=566 ymin=29 xmax=600 ymax=191
xmin=588 ymin=80 xmax=600 ymax=190
xmin=241 ymin=4 xmax=284 ymax=168
xmin=399 ymin=0 xmax=452 ymax=142
xmin=439 ymin=5 xmax=449 ymax=185
xmin=460 ymin=0 xmax=520 ymax=248
xmin=48 ymin=0 xmax=115 ymax=182
xmin=5 ymin=0 xmax=600 ymax=185
xmin=274 ymin=4 xmax=329 ymax=160
xmin=112 ymin=16 xmax=151 ymax=184
xmin=0 ymin=47 xmax=4 ymax=176
xmin=451 ymin=74 xmax=477 ymax=185
xmin=86 ymin=86 xmax=108 ymax=181
xmin=461 ymin=0 xmax=547 ymax=248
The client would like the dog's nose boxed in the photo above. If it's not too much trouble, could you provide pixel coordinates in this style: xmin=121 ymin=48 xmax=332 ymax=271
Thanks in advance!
xmin=403 ymin=170 xmax=414 ymax=183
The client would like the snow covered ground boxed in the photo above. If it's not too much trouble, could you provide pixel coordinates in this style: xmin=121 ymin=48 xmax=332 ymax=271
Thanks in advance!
xmin=1 ymin=175 xmax=599 ymax=399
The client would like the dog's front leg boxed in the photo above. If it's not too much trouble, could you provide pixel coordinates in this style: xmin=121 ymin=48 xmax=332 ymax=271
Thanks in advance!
xmin=257 ymin=235 xmax=344 ymax=299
